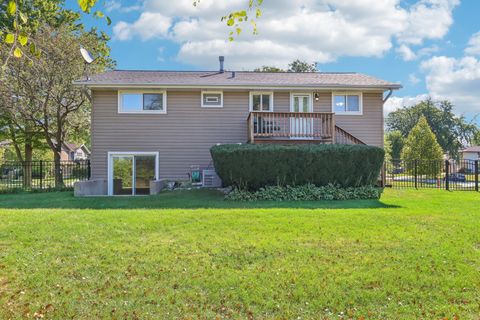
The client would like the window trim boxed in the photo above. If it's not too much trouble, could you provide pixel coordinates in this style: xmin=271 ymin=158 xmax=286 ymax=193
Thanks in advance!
xmin=107 ymin=151 xmax=160 ymax=196
xmin=249 ymin=91 xmax=274 ymax=112
xmin=331 ymin=92 xmax=363 ymax=115
xmin=290 ymin=92 xmax=313 ymax=112
xmin=118 ymin=90 xmax=167 ymax=114
xmin=201 ymin=90 xmax=224 ymax=108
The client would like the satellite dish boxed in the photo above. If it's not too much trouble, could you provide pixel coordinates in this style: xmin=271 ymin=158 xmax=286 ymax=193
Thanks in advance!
xmin=80 ymin=46 xmax=94 ymax=64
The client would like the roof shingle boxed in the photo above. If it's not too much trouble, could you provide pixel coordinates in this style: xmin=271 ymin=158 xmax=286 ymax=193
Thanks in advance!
xmin=75 ymin=70 xmax=401 ymax=90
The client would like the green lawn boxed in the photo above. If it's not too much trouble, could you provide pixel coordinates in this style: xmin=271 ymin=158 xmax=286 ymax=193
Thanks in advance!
xmin=0 ymin=189 xmax=479 ymax=319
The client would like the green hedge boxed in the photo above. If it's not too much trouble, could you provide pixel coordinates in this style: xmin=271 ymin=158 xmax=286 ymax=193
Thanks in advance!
xmin=211 ymin=144 xmax=385 ymax=190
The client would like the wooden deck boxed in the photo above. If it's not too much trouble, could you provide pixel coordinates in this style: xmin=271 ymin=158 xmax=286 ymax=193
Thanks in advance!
xmin=247 ymin=111 xmax=365 ymax=145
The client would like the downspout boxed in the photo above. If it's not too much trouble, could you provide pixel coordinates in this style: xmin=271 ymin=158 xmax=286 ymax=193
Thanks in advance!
xmin=383 ymin=89 xmax=393 ymax=103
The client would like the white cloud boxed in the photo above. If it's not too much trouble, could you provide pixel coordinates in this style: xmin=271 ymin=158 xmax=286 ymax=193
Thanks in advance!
xmin=409 ymin=74 xmax=421 ymax=85
xmin=396 ymin=44 xmax=441 ymax=61
xmin=112 ymin=0 xmax=459 ymax=69
xmin=384 ymin=94 xmax=429 ymax=115
xmin=397 ymin=0 xmax=459 ymax=45
xmin=465 ymin=31 xmax=480 ymax=56
xmin=105 ymin=0 xmax=142 ymax=13
xmin=421 ymin=55 xmax=480 ymax=114
xmin=113 ymin=12 xmax=171 ymax=41
xmin=397 ymin=44 xmax=417 ymax=61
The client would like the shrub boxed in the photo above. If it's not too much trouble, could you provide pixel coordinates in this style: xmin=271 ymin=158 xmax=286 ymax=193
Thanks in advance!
xmin=211 ymin=144 xmax=384 ymax=190
xmin=225 ymin=184 xmax=383 ymax=201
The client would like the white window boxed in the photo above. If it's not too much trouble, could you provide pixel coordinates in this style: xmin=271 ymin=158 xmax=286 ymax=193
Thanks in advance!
xmin=332 ymin=92 xmax=362 ymax=115
xmin=250 ymin=92 xmax=273 ymax=112
xmin=118 ymin=90 xmax=167 ymax=114
xmin=201 ymin=91 xmax=223 ymax=108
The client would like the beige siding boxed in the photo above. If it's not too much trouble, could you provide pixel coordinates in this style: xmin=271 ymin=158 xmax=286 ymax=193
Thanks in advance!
xmin=91 ymin=89 xmax=384 ymax=181
xmin=313 ymin=92 xmax=384 ymax=146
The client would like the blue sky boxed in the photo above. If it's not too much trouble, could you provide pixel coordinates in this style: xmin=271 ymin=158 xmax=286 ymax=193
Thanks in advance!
xmin=70 ymin=0 xmax=480 ymax=121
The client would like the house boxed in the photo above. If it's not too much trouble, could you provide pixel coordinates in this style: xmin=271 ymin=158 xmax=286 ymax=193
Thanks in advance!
xmin=60 ymin=142 xmax=90 ymax=161
xmin=74 ymin=57 xmax=401 ymax=196
xmin=461 ymin=146 xmax=480 ymax=161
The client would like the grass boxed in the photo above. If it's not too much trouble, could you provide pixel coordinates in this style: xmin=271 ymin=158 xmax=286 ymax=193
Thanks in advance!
xmin=0 ymin=189 xmax=479 ymax=319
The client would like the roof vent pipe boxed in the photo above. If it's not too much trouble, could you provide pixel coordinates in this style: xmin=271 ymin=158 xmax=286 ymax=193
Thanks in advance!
xmin=219 ymin=56 xmax=225 ymax=73
xmin=231 ymin=71 xmax=236 ymax=78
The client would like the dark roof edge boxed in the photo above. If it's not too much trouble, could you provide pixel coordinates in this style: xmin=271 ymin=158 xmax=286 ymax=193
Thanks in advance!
xmin=73 ymin=82 xmax=402 ymax=90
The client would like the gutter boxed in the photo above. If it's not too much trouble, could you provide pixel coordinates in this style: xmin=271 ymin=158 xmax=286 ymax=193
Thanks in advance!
xmin=73 ymin=82 xmax=403 ymax=91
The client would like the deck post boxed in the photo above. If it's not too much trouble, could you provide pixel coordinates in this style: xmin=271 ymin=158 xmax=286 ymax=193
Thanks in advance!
xmin=331 ymin=113 xmax=335 ymax=144
xmin=248 ymin=113 xmax=255 ymax=144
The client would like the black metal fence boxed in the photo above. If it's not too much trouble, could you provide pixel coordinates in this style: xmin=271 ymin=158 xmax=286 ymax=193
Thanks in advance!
xmin=0 ymin=160 xmax=90 ymax=193
xmin=385 ymin=159 xmax=479 ymax=191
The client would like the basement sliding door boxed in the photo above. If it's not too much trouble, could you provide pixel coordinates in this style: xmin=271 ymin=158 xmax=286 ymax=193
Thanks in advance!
xmin=110 ymin=153 xmax=158 ymax=196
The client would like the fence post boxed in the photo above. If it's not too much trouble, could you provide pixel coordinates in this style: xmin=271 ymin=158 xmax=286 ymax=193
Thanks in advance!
xmin=39 ymin=160 xmax=43 ymax=190
xmin=414 ymin=160 xmax=418 ymax=189
xmin=445 ymin=160 xmax=449 ymax=191
xmin=475 ymin=160 xmax=479 ymax=192
xmin=87 ymin=160 xmax=91 ymax=180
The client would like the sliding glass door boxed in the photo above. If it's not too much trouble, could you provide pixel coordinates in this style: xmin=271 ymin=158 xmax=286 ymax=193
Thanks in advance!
xmin=110 ymin=153 xmax=157 ymax=195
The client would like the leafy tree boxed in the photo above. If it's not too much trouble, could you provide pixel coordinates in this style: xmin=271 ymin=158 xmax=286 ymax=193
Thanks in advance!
xmin=253 ymin=66 xmax=285 ymax=72
xmin=385 ymin=131 xmax=404 ymax=161
xmin=288 ymin=59 xmax=317 ymax=72
xmin=1 ymin=24 xmax=113 ymax=188
xmin=401 ymin=116 xmax=444 ymax=175
xmin=386 ymin=99 xmax=479 ymax=158
xmin=254 ymin=60 xmax=318 ymax=72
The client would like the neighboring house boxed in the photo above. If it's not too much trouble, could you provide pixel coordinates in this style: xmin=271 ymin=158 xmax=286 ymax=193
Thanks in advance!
xmin=74 ymin=57 xmax=401 ymax=196
xmin=60 ymin=142 xmax=91 ymax=161
xmin=461 ymin=146 xmax=480 ymax=161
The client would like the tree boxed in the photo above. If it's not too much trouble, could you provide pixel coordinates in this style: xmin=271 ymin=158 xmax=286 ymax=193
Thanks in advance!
xmin=1 ymin=24 xmax=113 ymax=188
xmin=253 ymin=66 xmax=284 ymax=72
xmin=288 ymin=60 xmax=317 ymax=72
xmin=386 ymin=99 xmax=479 ymax=158
xmin=401 ymin=116 xmax=444 ymax=175
xmin=254 ymin=60 xmax=318 ymax=72
xmin=385 ymin=131 xmax=404 ymax=162
xmin=0 ymin=0 xmax=98 ymax=70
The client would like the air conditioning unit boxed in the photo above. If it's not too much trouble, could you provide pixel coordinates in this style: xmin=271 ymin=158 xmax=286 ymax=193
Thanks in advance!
xmin=202 ymin=169 xmax=222 ymax=188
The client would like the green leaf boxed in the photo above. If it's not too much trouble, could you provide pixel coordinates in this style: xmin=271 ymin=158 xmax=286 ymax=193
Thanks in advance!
xmin=5 ymin=34 xmax=15 ymax=44
xmin=7 ymin=1 xmax=16 ymax=16
xmin=29 ymin=42 xmax=36 ymax=55
xmin=236 ymin=28 xmax=242 ymax=36
xmin=78 ymin=0 xmax=88 ymax=12
xmin=18 ymin=33 xmax=28 ymax=46
xmin=106 ymin=16 xmax=112 ymax=26
xmin=78 ymin=0 xmax=96 ymax=13
xmin=19 ymin=12 xmax=28 ymax=24
xmin=226 ymin=18 xmax=235 ymax=26
xmin=13 ymin=47 xmax=23 ymax=58
xmin=94 ymin=10 xmax=104 ymax=18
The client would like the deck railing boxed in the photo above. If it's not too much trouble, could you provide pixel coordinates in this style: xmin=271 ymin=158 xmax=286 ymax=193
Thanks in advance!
xmin=335 ymin=125 xmax=366 ymax=145
xmin=247 ymin=111 xmax=335 ymax=142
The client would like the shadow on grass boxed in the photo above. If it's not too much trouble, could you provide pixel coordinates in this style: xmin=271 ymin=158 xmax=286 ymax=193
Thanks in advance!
xmin=0 ymin=189 xmax=400 ymax=210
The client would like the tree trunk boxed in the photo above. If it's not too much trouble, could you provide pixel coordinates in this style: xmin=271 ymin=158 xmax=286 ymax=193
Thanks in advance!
xmin=54 ymin=150 xmax=64 ymax=189
xmin=23 ymin=141 xmax=33 ymax=189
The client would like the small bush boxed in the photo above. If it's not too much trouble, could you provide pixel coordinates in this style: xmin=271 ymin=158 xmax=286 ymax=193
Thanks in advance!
xmin=211 ymin=144 xmax=384 ymax=190
xmin=225 ymin=184 xmax=383 ymax=201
